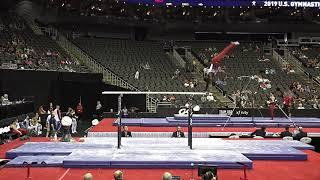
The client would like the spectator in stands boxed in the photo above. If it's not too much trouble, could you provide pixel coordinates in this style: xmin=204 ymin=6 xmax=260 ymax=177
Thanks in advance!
xmin=184 ymin=80 xmax=190 ymax=87
xmin=162 ymin=96 xmax=168 ymax=102
xmin=29 ymin=113 xmax=42 ymax=136
xmin=202 ymin=171 xmax=216 ymax=180
xmin=10 ymin=119 xmax=27 ymax=138
xmin=134 ymin=70 xmax=139 ymax=80
xmin=114 ymin=170 xmax=123 ymax=180
xmin=21 ymin=115 xmax=30 ymax=129
xmin=265 ymin=68 xmax=276 ymax=75
xmin=38 ymin=106 xmax=46 ymax=115
xmin=280 ymin=126 xmax=293 ymax=138
xmin=46 ymin=50 xmax=52 ymax=56
xmin=172 ymin=126 xmax=185 ymax=138
xmin=190 ymin=81 xmax=194 ymax=88
xmin=294 ymin=127 xmax=308 ymax=141
xmin=297 ymin=101 xmax=305 ymax=109
xmin=192 ymin=59 xmax=197 ymax=72
xmin=1 ymin=94 xmax=10 ymax=105
xmin=121 ymin=126 xmax=132 ymax=137
xmin=48 ymin=102 xmax=54 ymax=113
xmin=83 ymin=173 xmax=93 ymax=180
xmin=311 ymin=95 xmax=319 ymax=109
xmin=250 ymin=127 xmax=266 ymax=138
xmin=163 ymin=172 xmax=172 ymax=180
xmin=172 ymin=69 xmax=180 ymax=79
xmin=203 ymin=67 xmax=209 ymax=79
xmin=169 ymin=95 xmax=176 ymax=103
xmin=206 ymin=93 xmax=216 ymax=102
xmin=122 ymin=107 xmax=128 ymax=118
xmin=142 ymin=62 xmax=150 ymax=70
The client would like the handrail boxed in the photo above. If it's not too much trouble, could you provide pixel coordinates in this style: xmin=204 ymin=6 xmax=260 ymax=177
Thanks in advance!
xmin=286 ymin=51 xmax=320 ymax=86
xmin=58 ymin=35 xmax=140 ymax=91
xmin=57 ymin=34 xmax=158 ymax=112
xmin=273 ymin=49 xmax=303 ymax=74
xmin=172 ymin=47 xmax=186 ymax=68
xmin=273 ymin=49 xmax=320 ymax=87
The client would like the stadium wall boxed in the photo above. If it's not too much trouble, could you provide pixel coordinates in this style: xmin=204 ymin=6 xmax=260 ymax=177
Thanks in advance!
xmin=0 ymin=69 xmax=103 ymax=117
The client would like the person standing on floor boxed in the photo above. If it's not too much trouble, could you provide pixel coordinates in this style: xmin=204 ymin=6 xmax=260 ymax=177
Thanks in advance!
xmin=96 ymin=101 xmax=103 ymax=118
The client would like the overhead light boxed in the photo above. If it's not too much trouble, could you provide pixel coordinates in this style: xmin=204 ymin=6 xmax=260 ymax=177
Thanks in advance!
xmin=198 ymin=3 xmax=203 ymax=6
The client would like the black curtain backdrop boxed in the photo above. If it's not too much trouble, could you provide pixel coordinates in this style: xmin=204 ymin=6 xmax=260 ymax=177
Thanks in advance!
xmin=0 ymin=69 xmax=103 ymax=117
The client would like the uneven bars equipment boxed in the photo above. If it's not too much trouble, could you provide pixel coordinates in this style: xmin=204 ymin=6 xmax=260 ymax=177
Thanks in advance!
xmin=102 ymin=91 xmax=208 ymax=149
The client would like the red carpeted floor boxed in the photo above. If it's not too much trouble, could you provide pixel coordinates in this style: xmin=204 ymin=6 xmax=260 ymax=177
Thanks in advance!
xmin=0 ymin=123 xmax=319 ymax=180
xmin=90 ymin=118 xmax=320 ymax=133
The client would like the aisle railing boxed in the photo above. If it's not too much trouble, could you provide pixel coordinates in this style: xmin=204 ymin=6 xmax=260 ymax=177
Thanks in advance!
xmin=57 ymin=35 xmax=158 ymax=112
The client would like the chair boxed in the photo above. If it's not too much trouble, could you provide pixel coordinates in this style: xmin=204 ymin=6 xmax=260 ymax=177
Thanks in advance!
xmin=282 ymin=136 xmax=294 ymax=141
xmin=229 ymin=135 xmax=240 ymax=139
xmin=253 ymin=136 xmax=264 ymax=139
xmin=300 ymin=137 xmax=312 ymax=144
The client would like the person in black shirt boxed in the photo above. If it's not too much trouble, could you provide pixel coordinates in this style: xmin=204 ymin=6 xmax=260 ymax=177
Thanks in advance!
xmin=294 ymin=127 xmax=308 ymax=141
xmin=280 ymin=126 xmax=293 ymax=138
xmin=250 ymin=127 xmax=266 ymax=137
xmin=46 ymin=111 xmax=56 ymax=139
xmin=121 ymin=126 xmax=132 ymax=137
xmin=172 ymin=126 xmax=185 ymax=138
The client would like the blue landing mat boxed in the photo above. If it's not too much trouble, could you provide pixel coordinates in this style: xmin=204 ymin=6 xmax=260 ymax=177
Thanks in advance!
xmin=63 ymin=149 xmax=252 ymax=169
xmin=114 ymin=116 xmax=320 ymax=127
xmin=7 ymin=156 xmax=66 ymax=167
xmin=6 ymin=138 xmax=313 ymax=169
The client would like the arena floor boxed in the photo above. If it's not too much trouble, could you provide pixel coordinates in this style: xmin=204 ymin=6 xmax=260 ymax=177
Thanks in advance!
xmin=0 ymin=118 xmax=320 ymax=180
xmin=0 ymin=138 xmax=320 ymax=180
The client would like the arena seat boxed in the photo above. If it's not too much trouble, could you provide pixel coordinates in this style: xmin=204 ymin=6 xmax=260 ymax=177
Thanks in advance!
xmin=300 ymin=137 xmax=312 ymax=144
xmin=73 ymin=38 xmax=222 ymax=107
